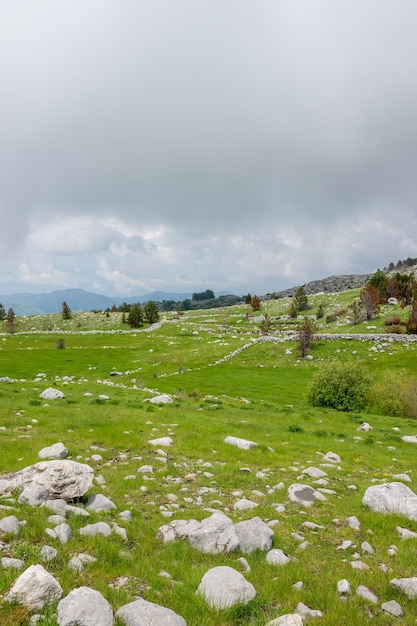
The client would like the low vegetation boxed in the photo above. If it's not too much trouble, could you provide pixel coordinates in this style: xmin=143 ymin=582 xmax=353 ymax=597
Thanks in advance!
xmin=1 ymin=276 xmax=417 ymax=624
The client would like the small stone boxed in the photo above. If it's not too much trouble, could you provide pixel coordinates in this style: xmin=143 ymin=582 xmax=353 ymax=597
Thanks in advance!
xmin=356 ymin=585 xmax=378 ymax=603
xmin=381 ymin=600 xmax=404 ymax=617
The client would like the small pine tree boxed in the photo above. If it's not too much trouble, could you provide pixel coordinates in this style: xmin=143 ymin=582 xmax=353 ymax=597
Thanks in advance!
xmin=251 ymin=295 xmax=261 ymax=311
xmin=406 ymin=300 xmax=417 ymax=334
xmin=6 ymin=307 xmax=16 ymax=333
xmin=350 ymin=299 xmax=362 ymax=325
xmin=0 ymin=303 xmax=5 ymax=320
xmin=289 ymin=300 xmax=298 ymax=318
xmin=316 ymin=302 xmax=325 ymax=319
xmin=294 ymin=286 xmax=308 ymax=311
xmin=260 ymin=313 xmax=273 ymax=335
xmin=144 ymin=300 xmax=160 ymax=324
xmin=62 ymin=301 xmax=72 ymax=320
xmin=360 ymin=285 xmax=380 ymax=320
xmin=127 ymin=303 xmax=143 ymax=328
xmin=245 ymin=293 xmax=252 ymax=305
xmin=297 ymin=317 xmax=316 ymax=358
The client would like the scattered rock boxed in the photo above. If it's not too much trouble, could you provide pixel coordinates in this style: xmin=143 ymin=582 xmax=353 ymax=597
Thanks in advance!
xmin=38 ymin=442 xmax=68 ymax=460
xmin=381 ymin=600 xmax=404 ymax=618
xmin=288 ymin=484 xmax=327 ymax=507
xmin=265 ymin=616 xmax=303 ymax=626
xmin=234 ymin=517 xmax=274 ymax=554
xmin=188 ymin=512 xmax=239 ymax=554
xmin=116 ymin=597 xmax=186 ymax=625
xmin=266 ymin=549 xmax=292 ymax=566
xmin=363 ymin=482 xmax=417 ymax=522
xmin=224 ymin=436 xmax=259 ymax=450
xmin=355 ymin=585 xmax=378 ymax=604
xmin=148 ymin=437 xmax=173 ymax=447
xmin=0 ymin=515 xmax=22 ymax=537
xmin=39 ymin=388 xmax=65 ymax=400
xmin=196 ymin=565 xmax=256 ymax=609
xmin=390 ymin=577 xmax=417 ymax=599
xmin=86 ymin=494 xmax=116 ymax=512
xmin=0 ymin=460 xmax=94 ymax=502
xmin=146 ymin=394 xmax=173 ymax=404
xmin=57 ymin=586 xmax=113 ymax=626
xmin=5 ymin=564 xmax=63 ymax=611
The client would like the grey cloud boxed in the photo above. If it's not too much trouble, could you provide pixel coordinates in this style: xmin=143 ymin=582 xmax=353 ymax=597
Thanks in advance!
xmin=1 ymin=1 xmax=417 ymax=293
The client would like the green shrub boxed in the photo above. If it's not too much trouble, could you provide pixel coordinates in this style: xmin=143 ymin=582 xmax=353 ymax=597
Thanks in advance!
xmin=371 ymin=371 xmax=417 ymax=419
xmin=308 ymin=361 xmax=371 ymax=411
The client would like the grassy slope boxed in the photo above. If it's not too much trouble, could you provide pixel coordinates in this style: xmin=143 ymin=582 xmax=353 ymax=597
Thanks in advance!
xmin=0 ymin=294 xmax=417 ymax=624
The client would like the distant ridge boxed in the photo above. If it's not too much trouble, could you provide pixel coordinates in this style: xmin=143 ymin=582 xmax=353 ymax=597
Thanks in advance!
xmin=0 ymin=289 xmax=195 ymax=316
xmin=270 ymin=273 xmax=372 ymax=299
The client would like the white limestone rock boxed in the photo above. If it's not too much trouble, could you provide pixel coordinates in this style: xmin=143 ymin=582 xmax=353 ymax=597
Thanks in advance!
xmin=266 ymin=549 xmax=292 ymax=566
xmin=157 ymin=519 xmax=201 ymax=543
xmin=57 ymin=586 xmax=113 ymax=626
xmin=79 ymin=521 xmax=112 ymax=537
xmin=396 ymin=525 xmax=417 ymax=539
xmin=355 ymin=585 xmax=378 ymax=604
xmin=5 ymin=564 xmax=63 ymax=611
xmin=302 ymin=467 xmax=327 ymax=479
xmin=196 ymin=565 xmax=256 ymax=609
xmin=265 ymin=616 xmax=303 ymax=626
xmin=39 ymin=388 xmax=65 ymax=400
xmin=390 ymin=577 xmax=417 ymax=599
xmin=0 ymin=515 xmax=22 ymax=537
xmin=0 ymin=460 xmax=94 ymax=502
xmin=233 ymin=498 xmax=258 ymax=511
xmin=322 ymin=451 xmax=341 ymax=464
xmin=402 ymin=434 xmax=417 ymax=444
xmin=53 ymin=522 xmax=73 ymax=544
xmin=363 ymin=482 xmax=417 ymax=522
xmin=38 ymin=442 xmax=68 ymax=460
xmin=188 ymin=512 xmax=239 ymax=554
xmin=116 ymin=597 xmax=185 ymax=625
xmin=295 ymin=602 xmax=323 ymax=620
xmin=148 ymin=437 xmax=173 ymax=447
xmin=86 ymin=494 xmax=116 ymax=512
xmin=224 ymin=436 xmax=259 ymax=450
xmin=1 ymin=557 xmax=24 ymax=569
xmin=234 ymin=517 xmax=274 ymax=554
xmin=146 ymin=394 xmax=173 ymax=404
xmin=346 ymin=516 xmax=361 ymax=531
xmin=337 ymin=579 xmax=351 ymax=596
xmin=288 ymin=484 xmax=327 ymax=507
xmin=381 ymin=600 xmax=404 ymax=617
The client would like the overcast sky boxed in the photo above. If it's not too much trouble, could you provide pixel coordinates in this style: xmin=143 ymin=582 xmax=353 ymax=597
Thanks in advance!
xmin=1 ymin=1 xmax=416 ymax=297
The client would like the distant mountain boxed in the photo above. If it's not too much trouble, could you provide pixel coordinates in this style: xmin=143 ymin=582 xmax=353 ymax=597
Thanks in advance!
xmin=0 ymin=289 xmax=195 ymax=316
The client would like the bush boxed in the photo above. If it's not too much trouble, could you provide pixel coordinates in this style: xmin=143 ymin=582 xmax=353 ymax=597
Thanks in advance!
xmin=371 ymin=372 xmax=417 ymax=419
xmin=384 ymin=315 xmax=402 ymax=326
xmin=308 ymin=361 xmax=371 ymax=411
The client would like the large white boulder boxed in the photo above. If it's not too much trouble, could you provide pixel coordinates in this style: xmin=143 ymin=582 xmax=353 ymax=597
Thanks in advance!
xmin=5 ymin=564 xmax=63 ymax=611
xmin=362 ymin=482 xmax=417 ymax=521
xmin=196 ymin=565 xmax=256 ymax=609
xmin=57 ymin=586 xmax=114 ymax=626
xmin=0 ymin=460 xmax=94 ymax=502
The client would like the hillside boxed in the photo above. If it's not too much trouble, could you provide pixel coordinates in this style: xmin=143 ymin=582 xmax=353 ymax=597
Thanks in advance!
xmin=1 ymin=290 xmax=417 ymax=624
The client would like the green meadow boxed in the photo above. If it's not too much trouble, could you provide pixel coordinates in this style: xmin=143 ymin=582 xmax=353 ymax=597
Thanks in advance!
xmin=1 ymin=292 xmax=417 ymax=624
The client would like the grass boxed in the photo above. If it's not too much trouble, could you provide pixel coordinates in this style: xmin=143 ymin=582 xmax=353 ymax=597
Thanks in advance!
xmin=1 ymin=295 xmax=417 ymax=624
